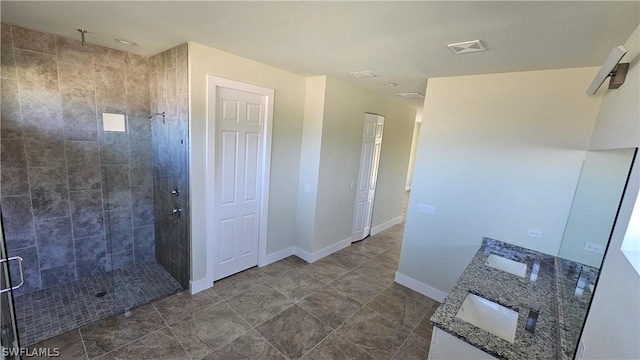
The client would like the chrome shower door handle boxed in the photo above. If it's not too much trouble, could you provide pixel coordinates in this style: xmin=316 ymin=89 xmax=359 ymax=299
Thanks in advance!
xmin=0 ymin=256 xmax=25 ymax=294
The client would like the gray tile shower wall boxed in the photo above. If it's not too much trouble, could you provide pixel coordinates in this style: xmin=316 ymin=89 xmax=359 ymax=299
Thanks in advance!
xmin=149 ymin=44 xmax=190 ymax=289
xmin=0 ymin=24 xmax=155 ymax=295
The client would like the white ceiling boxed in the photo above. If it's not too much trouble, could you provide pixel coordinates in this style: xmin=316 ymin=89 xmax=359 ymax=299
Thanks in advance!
xmin=2 ymin=1 xmax=639 ymax=106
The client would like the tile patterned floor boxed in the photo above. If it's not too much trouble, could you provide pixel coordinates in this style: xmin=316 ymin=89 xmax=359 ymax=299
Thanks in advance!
xmin=15 ymin=261 xmax=182 ymax=347
xmin=29 ymin=194 xmax=441 ymax=359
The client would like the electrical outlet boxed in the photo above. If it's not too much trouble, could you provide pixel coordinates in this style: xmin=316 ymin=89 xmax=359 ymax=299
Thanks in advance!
xmin=584 ymin=242 xmax=605 ymax=254
xmin=418 ymin=204 xmax=435 ymax=215
xmin=527 ymin=228 xmax=543 ymax=239
xmin=576 ymin=339 xmax=586 ymax=360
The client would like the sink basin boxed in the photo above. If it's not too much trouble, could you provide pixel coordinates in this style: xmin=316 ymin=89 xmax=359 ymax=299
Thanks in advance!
xmin=456 ymin=293 xmax=519 ymax=343
xmin=485 ymin=254 xmax=527 ymax=278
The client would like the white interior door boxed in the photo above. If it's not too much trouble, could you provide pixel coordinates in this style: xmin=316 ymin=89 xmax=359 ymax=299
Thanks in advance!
xmin=213 ymin=87 xmax=265 ymax=280
xmin=352 ymin=113 xmax=385 ymax=241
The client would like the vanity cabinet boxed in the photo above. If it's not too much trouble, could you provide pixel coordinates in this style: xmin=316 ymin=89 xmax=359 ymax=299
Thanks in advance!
xmin=428 ymin=328 xmax=499 ymax=360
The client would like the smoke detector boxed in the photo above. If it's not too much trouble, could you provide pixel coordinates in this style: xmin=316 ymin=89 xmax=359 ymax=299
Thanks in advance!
xmin=349 ymin=71 xmax=377 ymax=78
xmin=447 ymin=40 xmax=486 ymax=54
xmin=397 ymin=92 xmax=424 ymax=99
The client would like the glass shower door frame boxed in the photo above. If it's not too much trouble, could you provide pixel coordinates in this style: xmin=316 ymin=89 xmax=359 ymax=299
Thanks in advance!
xmin=0 ymin=217 xmax=22 ymax=360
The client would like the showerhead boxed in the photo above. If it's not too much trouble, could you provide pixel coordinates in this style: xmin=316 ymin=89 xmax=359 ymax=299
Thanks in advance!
xmin=77 ymin=29 xmax=88 ymax=46
xmin=149 ymin=112 xmax=165 ymax=121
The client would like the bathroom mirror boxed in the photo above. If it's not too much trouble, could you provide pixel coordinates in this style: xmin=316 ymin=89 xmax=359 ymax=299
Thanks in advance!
xmin=557 ymin=147 xmax=637 ymax=268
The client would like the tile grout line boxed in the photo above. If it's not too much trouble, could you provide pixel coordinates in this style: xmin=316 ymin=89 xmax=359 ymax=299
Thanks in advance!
xmin=90 ymin=326 xmax=169 ymax=360
xmin=264 ymin=235 xmax=403 ymax=358
xmin=219 ymin=289 xmax=292 ymax=360
xmin=226 ymin=265 xmax=345 ymax=359
xmin=53 ymin=33 xmax=80 ymax=288
xmin=302 ymin=231 xmax=411 ymax=358
xmin=297 ymin=279 xmax=390 ymax=360
xmin=163 ymin=280 xmax=288 ymax=359
xmin=296 ymin=238 xmax=403 ymax=358
xmin=252 ymin=280 xmax=326 ymax=359
xmin=10 ymin=24 xmax=46 ymax=300
xmin=390 ymin=278 xmax=439 ymax=358
xmin=389 ymin=304 xmax=430 ymax=359
xmin=88 ymin=307 xmax=171 ymax=360
xmin=152 ymin=303 xmax=194 ymax=360
xmin=77 ymin=328 xmax=90 ymax=360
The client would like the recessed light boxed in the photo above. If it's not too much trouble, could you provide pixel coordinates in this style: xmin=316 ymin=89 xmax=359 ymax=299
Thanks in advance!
xmin=349 ymin=71 xmax=377 ymax=78
xmin=115 ymin=38 xmax=137 ymax=46
xmin=384 ymin=82 xmax=398 ymax=87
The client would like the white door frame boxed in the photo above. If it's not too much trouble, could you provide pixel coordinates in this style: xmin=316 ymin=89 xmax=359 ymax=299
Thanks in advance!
xmin=205 ymin=75 xmax=274 ymax=285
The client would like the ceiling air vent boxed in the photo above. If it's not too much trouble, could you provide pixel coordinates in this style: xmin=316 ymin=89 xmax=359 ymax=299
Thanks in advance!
xmin=349 ymin=71 xmax=377 ymax=78
xmin=397 ymin=92 xmax=424 ymax=99
xmin=447 ymin=40 xmax=486 ymax=54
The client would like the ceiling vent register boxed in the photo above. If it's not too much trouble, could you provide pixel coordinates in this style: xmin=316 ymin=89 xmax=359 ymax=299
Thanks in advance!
xmin=397 ymin=92 xmax=424 ymax=99
xmin=447 ymin=40 xmax=486 ymax=54
xmin=349 ymin=71 xmax=377 ymax=78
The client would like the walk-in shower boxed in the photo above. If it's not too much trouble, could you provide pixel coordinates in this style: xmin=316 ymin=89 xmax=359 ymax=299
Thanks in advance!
xmin=0 ymin=24 xmax=190 ymax=347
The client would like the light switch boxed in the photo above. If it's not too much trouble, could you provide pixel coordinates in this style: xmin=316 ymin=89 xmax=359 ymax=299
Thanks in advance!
xmin=418 ymin=204 xmax=435 ymax=215
xmin=527 ymin=228 xmax=543 ymax=239
xmin=103 ymin=113 xmax=126 ymax=132
xmin=303 ymin=184 xmax=311 ymax=194
xmin=584 ymin=242 xmax=605 ymax=254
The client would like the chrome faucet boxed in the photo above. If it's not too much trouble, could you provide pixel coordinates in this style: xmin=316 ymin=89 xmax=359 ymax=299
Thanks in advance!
xmin=525 ymin=304 xmax=540 ymax=333
xmin=529 ymin=259 xmax=541 ymax=282
xmin=506 ymin=298 xmax=540 ymax=334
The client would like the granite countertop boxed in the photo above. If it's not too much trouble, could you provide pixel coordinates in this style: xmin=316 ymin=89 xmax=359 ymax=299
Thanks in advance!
xmin=430 ymin=238 xmax=560 ymax=360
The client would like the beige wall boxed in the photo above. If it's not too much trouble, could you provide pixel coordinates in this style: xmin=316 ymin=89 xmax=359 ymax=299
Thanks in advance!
xmin=188 ymin=42 xmax=306 ymax=282
xmin=295 ymin=76 xmax=326 ymax=253
xmin=311 ymin=76 xmax=416 ymax=252
xmin=188 ymin=42 xmax=415 ymax=285
xmin=406 ymin=120 xmax=421 ymax=190
xmin=398 ymin=67 xmax=602 ymax=293
xmin=580 ymin=24 xmax=640 ymax=360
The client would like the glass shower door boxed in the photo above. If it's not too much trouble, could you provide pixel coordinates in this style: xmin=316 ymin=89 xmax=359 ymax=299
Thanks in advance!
xmin=0 ymin=218 xmax=21 ymax=360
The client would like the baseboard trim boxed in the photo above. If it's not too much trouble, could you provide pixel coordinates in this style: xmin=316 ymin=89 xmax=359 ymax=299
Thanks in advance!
xmin=293 ymin=247 xmax=313 ymax=263
xmin=260 ymin=247 xmax=294 ymax=267
xmin=189 ymin=277 xmax=213 ymax=295
xmin=293 ymin=237 xmax=352 ymax=263
xmin=198 ymin=247 xmax=293 ymax=294
xmin=394 ymin=271 xmax=448 ymax=303
xmin=371 ymin=216 xmax=404 ymax=236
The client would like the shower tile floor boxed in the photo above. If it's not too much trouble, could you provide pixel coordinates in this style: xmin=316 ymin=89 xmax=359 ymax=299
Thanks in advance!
xmin=15 ymin=261 xmax=182 ymax=346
